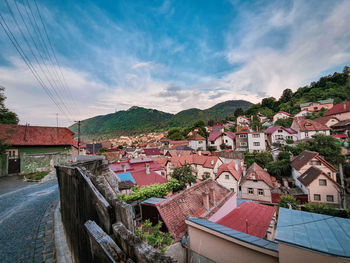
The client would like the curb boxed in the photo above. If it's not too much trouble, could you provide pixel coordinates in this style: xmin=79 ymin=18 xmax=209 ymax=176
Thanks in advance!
xmin=54 ymin=202 xmax=74 ymax=263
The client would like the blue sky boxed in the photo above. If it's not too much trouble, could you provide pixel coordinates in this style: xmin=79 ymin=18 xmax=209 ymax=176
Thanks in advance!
xmin=0 ymin=0 xmax=350 ymax=126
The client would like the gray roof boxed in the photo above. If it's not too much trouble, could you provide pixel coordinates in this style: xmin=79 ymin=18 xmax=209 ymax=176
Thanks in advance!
xmin=187 ymin=217 xmax=278 ymax=252
xmin=276 ymin=208 xmax=350 ymax=258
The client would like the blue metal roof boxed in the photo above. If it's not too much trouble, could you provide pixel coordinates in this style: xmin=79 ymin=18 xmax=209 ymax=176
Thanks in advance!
xmin=187 ymin=217 xmax=278 ymax=252
xmin=141 ymin=197 xmax=165 ymax=205
xmin=116 ymin=172 xmax=136 ymax=184
xmin=276 ymin=208 xmax=350 ymax=258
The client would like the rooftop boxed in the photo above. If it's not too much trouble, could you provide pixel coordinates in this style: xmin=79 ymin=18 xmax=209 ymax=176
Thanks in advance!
xmin=241 ymin=162 xmax=278 ymax=188
xmin=300 ymin=99 xmax=334 ymax=108
xmin=216 ymin=201 xmax=276 ymax=239
xmin=324 ymin=101 xmax=350 ymax=116
xmin=276 ymin=208 xmax=350 ymax=258
xmin=293 ymin=118 xmax=330 ymax=131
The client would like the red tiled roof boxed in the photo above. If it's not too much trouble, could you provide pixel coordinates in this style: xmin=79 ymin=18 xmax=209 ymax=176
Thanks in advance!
xmin=216 ymin=161 xmax=241 ymax=181
xmin=132 ymin=170 xmax=168 ymax=187
xmin=290 ymin=150 xmax=336 ymax=172
xmin=0 ymin=124 xmax=74 ymax=146
xmin=169 ymin=154 xmax=219 ymax=169
xmin=331 ymin=134 xmax=348 ymax=139
xmin=241 ymin=163 xmax=277 ymax=188
xmin=165 ymin=150 xmax=193 ymax=157
xmin=208 ymin=132 xmax=222 ymax=141
xmin=324 ymin=101 xmax=350 ymax=116
xmin=314 ymin=116 xmax=339 ymax=126
xmin=236 ymin=126 xmax=250 ymax=134
xmin=169 ymin=140 xmax=189 ymax=145
xmin=293 ymin=118 xmax=330 ymax=131
xmin=156 ymin=179 xmax=231 ymax=241
xmin=216 ymin=201 xmax=276 ymax=238
xmin=143 ymin=148 xmax=162 ymax=156
xmin=188 ymin=133 xmax=205 ymax=141
xmin=265 ymin=126 xmax=297 ymax=135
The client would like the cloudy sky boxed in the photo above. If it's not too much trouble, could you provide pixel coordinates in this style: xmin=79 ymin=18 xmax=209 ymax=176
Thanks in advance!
xmin=0 ymin=0 xmax=350 ymax=127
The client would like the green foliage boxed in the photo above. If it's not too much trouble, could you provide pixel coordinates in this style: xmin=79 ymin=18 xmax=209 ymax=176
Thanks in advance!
xmin=251 ymin=114 xmax=262 ymax=131
xmin=274 ymin=117 xmax=293 ymax=128
xmin=167 ymin=128 xmax=185 ymax=141
xmin=267 ymin=159 xmax=291 ymax=180
xmin=99 ymin=147 xmax=108 ymax=153
xmin=244 ymin=152 xmax=273 ymax=169
xmin=304 ymin=202 xmax=336 ymax=215
xmin=136 ymin=219 xmax=173 ymax=252
xmin=170 ymin=164 xmax=197 ymax=192
xmin=278 ymin=151 xmax=291 ymax=161
xmin=278 ymin=195 xmax=298 ymax=209
xmin=117 ymin=145 xmax=123 ymax=149
xmin=285 ymin=138 xmax=294 ymax=144
xmin=0 ymin=87 xmax=19 ymax=125
xmin=279 ymin=89 xmax=293 ymax=104
xmin=207 ymin=145 xmax=217 ymax=152
xmin=25 ymin=171 xmax=50 ymax=182
xmin=220 ymin=143 xmax=230 ymax=150
xmin=234 ymin=107 xmax=244 ymax=117
xmin=201 ymin=172 xmax=211 ymax=181
xmin=117 ymin=179 xmax=180 ymax=203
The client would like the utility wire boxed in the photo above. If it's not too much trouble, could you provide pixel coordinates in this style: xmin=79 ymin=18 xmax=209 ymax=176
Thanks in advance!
xmin=0 ymin=13 xmax=72 ymax=123
xmin=4 ymin=0 xmax=74 ymax=121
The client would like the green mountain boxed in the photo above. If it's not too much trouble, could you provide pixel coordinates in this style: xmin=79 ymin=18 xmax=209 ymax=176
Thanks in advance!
xmin=69 ymin=100 xmax=253 ymax=138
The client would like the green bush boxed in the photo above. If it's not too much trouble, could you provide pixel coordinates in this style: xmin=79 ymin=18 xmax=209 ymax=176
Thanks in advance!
xmin=135 ymin=219 xmax=173 ymax=252
xmin=25 ymin=171 xmax=50 ymax=182
xmin=278 ymin=195 xmax=298 ymax=209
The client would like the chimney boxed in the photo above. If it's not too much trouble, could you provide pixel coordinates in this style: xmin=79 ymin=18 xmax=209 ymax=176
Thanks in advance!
xmin=198 ymin=151 xmax=201 ymax=156
xmin=209 ymin=187 xmax=216 ymax=206
xmin=202 ymin=192 xmax=210 ymax=211
xmin=344 ymin=103 xmax=347 ymax=110
xmin=211 ymin=160 xmax=214 ymax=165
xmin=146 ymin=163 xmax=150 ymax=174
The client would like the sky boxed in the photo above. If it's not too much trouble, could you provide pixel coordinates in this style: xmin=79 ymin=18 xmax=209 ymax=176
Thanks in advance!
xmin=0 ymin=0 xmax=350 ymax=127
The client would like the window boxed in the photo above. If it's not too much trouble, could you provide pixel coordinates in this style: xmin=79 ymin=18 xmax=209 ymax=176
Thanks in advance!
xmin=248 ymin=188 xmax=254 ymax=194
xmin=319 ymin=179 xmax=327 ymax=186
xmin=239 ymin=134 xmax=247 ymax=138
xmin=225 ymin=140 xmax=228 ymax=143
xmin=252 ymin=134 xmax=260 ymax=138
xmin=211 ymin=141 xmax=215 ymax=145
xmin=240 ymin=142 xmax=247 ymax=146
xmin=225 ymin=174 xmax=229 ymax=180
xmin=327 ymin=172 xmax=331 ymax=177
xmin=278 ymin=129 xmax=283 ymax=133
xmin=326 ymin=195 xmax=334 ymax=202
xmin=258 ymin=189 xmax=264 ymax=196
xmin=310 ymin=160 xmax=321 ymax=165
xmin=314 ymin=194 xmax=321 ymax=201
xmin=305 ymin=132 xmax=309 ymax=137
xmin=253 ymin=142 xmax=260 ymax=146
xmin=275 ymin=135 xmax=283 ymax=140
xmin=239 ymin=186 xmax=241 ymax=191
xmin=198 ymin=141 xmax=202 ymax=144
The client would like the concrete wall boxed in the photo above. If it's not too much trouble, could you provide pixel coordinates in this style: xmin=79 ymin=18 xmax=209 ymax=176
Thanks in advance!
xmin=216 ymin=171 xmax=238 ymax=192
xmin=278 ymin=242 xmax=349 ymax=263
xmin=21 ymin=152 xmax=71 ymax=174
xmin=56 ymin=159 xmax=177 ymax=263
xmin=187 ymin=222 xmax=278 ymax=263
xmin=240 ymin=180 xmax=272 ymax=203
xmin=248 ymin=133 xmax=266 ymax=152
xmin=307 ymin=173 xmax=340 ymax=204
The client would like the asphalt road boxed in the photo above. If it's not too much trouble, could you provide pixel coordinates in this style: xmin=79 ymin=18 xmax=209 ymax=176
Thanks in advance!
xmin=0 ymin=178 xmax=59 ymax=263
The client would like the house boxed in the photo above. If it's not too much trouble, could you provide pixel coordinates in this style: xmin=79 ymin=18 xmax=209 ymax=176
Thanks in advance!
xmin=215 ymin=161 xmax=242 ymax=192
xmin=188 ymin=133 xmax=206 ymax=151
xmin=165 ymin=149 xmax=193 ymax=157
xmin=276 ymin=208 xmax=350 ymax=263
xmin=296 ymin=166 xmax=341 ymax=204
xmin=142 ymin=179 xmax=234 ymax=241
xmin=239 ymin=163 xmax=279 ymax=203
xmin=142 ymin=148 xmax=162 ymax=157
xmin=314 ymin=116 xmax=340 ymax=128
xmin=265 ymin=126 xmax=298 ymax=146
xmin=331 ymin=119 xmax=350 ymax=135
xmin=166 ymin=153 xmax=222 ymax=180
xmin=0 ymin=124 xmax=74 ymax=175
xmin=208 ymin=131 xmax=235 ymax=151
xmin=248 ymin=131 xmax=266 ymax=152
xmin=273 ymin=111 xmax=292 ymax=123
xmin=324 ymin=101 xmax=350 ymax=120
xmin=72 ymin=140 xmax=87 ymax=155
xmin=294 ymin=110 xmax=311 ymax=118
xmin=291 ymin=118 xmax=330 ymax=140
xmin=211 ymin=124 xmax=224 ymax=133
xmin=256 ymin=113 xmax=268 ymax=123
xmin=235 ymin=126 xmax=249 ymax=151
xmin=299 ymin=99 xmax=334 ymax=112
xmin=169 ymin=140 xmax=189 ymax=149
xmin=290 ymin=150 xmax=339 ymax=204
xmin=236 ymin=116 xmax=250 ymax=126
xmin=215 ymin=201 xmax=277 ymax=239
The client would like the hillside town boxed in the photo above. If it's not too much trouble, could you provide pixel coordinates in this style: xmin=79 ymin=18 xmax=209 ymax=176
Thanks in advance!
xmin=1 ymin=96 xmax=350 ymax=262
xmin=1 ymin=1 xmax=350 ymax=263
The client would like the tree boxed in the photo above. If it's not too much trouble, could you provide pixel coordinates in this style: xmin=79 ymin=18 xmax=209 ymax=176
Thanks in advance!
xmin=278 ymin=195 xmax=298 ymax=209
xmin=308 ymin=134 xmax=344 ymax=165
xmin=274 ymin=117 xmax=293 ymax=128
xmin=193 ymin=120 xmax=205 ymax=128
xmin=279 ymin=89 xmax=293 ymax=104
xmin=244 ymin=152 xmax=273 ymax=169
xmin=207 ymin=146 xmax=217 ymax=152
xmin=277 ymin=151 xmax=291 ymax=161
xmin=0 ymin=86 xmax=18 ymax=124
xmin=207 ymin=119 xmax=215 ymax=126
xmin=261 ymin=97 xmax=278 ymax=111
xmin=167 ymin=128 xmax=184 ymax=141
xmin=267 ymin=159 xmax=291 ymax=180
xmin=170 ymin=164 xmax=196 ymax=192
xmin=343 ymin=65 xmax=350 ymax=75
xmin=251 ymin=114 xmax=262 ymax=131
xmin=234 ymin=107 xmax=244 ymax=117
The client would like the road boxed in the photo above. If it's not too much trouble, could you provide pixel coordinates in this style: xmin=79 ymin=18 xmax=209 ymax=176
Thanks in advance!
xmin=0 ymin=177 xmax=59 ymax=263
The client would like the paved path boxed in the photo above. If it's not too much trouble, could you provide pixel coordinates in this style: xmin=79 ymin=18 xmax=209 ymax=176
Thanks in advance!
xmin=0 ymin=178 xmax=59 ymax=263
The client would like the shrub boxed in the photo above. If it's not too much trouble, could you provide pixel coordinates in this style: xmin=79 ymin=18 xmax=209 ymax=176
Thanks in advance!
xmin=278 ymin=195 xmax=298 ymax=209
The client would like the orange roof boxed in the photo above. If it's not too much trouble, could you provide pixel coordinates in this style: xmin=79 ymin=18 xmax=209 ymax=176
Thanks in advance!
xmin=241 ymin=163 xmax=278 ymax=188
xmin=216 ymin=161 xmax=242 ymax=181
xmin=236 ymin=126 xmax=250 ymax=134
xmin=188 ymin=133 xmax=205 ymax=141
xmin=0 ymin=124 xmax=74 ymax=146
xmin=293 ymin=118 xmax=330 ymax=131
xmin=169 ymin=154 xmax=219 ymax=169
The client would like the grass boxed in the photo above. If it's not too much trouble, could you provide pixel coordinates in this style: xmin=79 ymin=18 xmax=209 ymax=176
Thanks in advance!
xmin=25 ymin=171 xmax=50 ymax=182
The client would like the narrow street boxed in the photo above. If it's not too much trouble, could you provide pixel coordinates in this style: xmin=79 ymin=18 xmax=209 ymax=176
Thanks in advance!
xmin=0 ymin=177 xmax=59 ymax=263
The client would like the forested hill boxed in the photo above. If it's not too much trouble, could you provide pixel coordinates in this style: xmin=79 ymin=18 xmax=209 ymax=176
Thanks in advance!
xmin=69 ymin=100 xmax=253 ymax=138
xmin=245 ymin=66 xmax=350 ymax=118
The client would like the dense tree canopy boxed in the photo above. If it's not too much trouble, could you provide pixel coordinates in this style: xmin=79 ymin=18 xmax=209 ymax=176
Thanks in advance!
xmin=170 ymin=164 xmax=196 ymax=192
xmin=0 ymin=87 xmax=18 ymax=125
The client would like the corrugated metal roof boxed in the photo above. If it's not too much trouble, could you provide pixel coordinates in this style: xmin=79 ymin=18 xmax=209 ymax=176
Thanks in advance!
xmin=141 ymin=197 xmax=166 ymax=205
xmin=116 ymin=172 xmax=136 ymax=184
xmin=187 ymin=217 xmax=278 ymax=252
xmin=276 ymin=208 xmax=350 ymax=258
